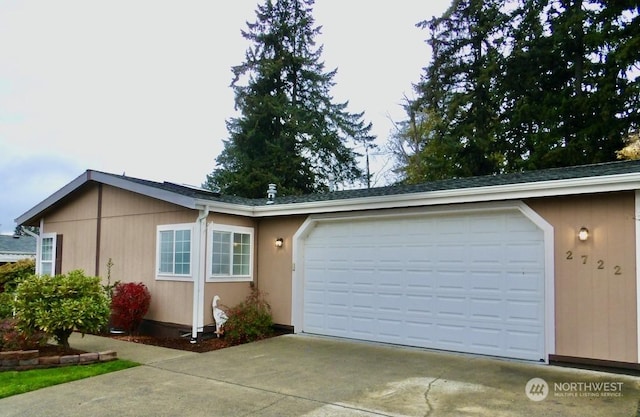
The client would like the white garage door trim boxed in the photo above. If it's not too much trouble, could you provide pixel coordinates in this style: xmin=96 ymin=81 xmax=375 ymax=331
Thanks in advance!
xmin=292 ymin=201 xmax=555 ymax=362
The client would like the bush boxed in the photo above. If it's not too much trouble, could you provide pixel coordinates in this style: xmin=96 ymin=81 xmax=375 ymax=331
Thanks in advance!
xmin=0 ymin=318 xmax=48 ymax=351
xmin=14 ymin=270 xmax=111 ymax=349
xmin=0 ymin=259 xmax=35 ymax=293
xmin=110 ymin=282 xmax=151 ymax=335
xmin=224 ymin=288 xmax=273 ymax=345
xmin=0 ymin=292 xmax=14 ymax=319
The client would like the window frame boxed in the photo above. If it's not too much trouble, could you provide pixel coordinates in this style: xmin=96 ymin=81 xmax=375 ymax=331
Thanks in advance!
xmin=207 ymin=223 xmax=254 ymax=283
xmin=39 ymin=233 xmax=57 ymax=276
xmin=155 ymin=223 xmax=194 ymax=281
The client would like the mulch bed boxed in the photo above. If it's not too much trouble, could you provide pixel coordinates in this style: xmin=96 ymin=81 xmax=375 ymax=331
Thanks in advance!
xmin=37 ymin=344 xmax=88 ymax=356
xmin=5 ymin=332 xmax=285 ymax=356
xmin=108 ymin=334 xmax=232 ymax=353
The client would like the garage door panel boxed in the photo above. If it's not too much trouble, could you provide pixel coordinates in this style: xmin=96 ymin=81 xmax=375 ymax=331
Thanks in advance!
xmin=505 ymin=300 xmax=543 ymax=324
xmin=406 ymin=272 xmax=435 ymax=289
xmin=506 ymin=329 xmax=544 ymax=357
xmin=436 ymin=295 xmax=467 ymax=318
xmin=436 ymin=270 xmax=468 ymax=290
xmin=435 ymin=244 xmax=467 ymax=263
xmin=406 ymin=294 xmax=435 ymax=315
xmin=302 ymin=210 xmax=546 ymax=361
xmin=505 ymin=271 xmax=544 ymax=294
xmin=469 ymin=298 xmax=503 ymax=321
xmin=469 ymin=327 xmax=503 ymax=351
xmin=469 ymin=272 xmax=502 ymax=292
xmin=351 ymin=316 xmax=376 ymax=336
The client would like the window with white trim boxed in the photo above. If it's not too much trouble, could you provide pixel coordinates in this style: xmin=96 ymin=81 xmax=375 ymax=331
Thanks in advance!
xmin=156 ymin=224 xmax=193 ymax=280
xmin=208 ymin=224 xmax=253 ymax=282
xmin=39 ymin=233 xmax=56 ymax=276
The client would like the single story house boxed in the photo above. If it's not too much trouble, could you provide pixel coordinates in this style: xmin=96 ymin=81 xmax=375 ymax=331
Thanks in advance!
xmin=15 ymin=160 xmax=640 ymax=369
xmin=0 ymin=234 xmax=36 ymax=266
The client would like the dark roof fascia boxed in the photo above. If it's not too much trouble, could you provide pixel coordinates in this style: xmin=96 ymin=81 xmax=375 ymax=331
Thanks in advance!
xmin=249 ymin=169 xmax=640 ymax=217
xmin=15 ymin=160 xmax=640 ymax=224
xmin=15 ymin=170 xmax=202 ymax=226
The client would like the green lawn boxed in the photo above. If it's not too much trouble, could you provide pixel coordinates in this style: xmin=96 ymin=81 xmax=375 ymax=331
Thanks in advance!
xmin=0 ymin=360 xmax=139 ymax=399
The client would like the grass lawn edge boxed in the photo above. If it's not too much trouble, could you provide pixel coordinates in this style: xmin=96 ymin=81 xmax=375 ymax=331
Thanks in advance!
xmin=0 ymin=359 xmax=140 ymax=399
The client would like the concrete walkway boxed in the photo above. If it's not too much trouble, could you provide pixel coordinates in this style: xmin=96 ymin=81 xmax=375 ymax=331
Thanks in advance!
xmin=1 ymin=334 xmax=639 ymax=416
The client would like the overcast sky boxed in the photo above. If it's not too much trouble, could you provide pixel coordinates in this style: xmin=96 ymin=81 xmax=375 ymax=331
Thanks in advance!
xmin=0 ymin=0 xmax=451 ymax=234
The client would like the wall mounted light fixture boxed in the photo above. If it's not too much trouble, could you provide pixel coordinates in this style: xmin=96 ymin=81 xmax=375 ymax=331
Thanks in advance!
xmin=275 ymin=237 xmax=284 ymax=248
xmin=578 ymin=227 xmax=589 ymax=241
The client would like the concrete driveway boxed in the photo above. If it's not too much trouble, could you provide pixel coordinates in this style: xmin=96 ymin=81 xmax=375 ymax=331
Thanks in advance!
xmin=2 ymin=334 xmax=639 ymax=416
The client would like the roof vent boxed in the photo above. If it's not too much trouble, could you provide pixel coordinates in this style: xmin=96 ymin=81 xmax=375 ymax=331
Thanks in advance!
xmin=266 ymin=184 xmax=277 ymax=204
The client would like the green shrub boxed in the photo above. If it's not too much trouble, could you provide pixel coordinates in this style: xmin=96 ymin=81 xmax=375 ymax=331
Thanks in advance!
xmin=0 ymin=292 xmax=14 ymax=319
xmin=14 ymin=270 xmax=110 ymax=349
xmin=0 ymin=259 xmax=35 ymax=293
xmin=223 ymin=288 xmax=273 ymax=345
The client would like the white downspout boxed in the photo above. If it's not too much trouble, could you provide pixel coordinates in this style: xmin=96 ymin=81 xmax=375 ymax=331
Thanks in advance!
xmin=22 ymin=221 xmax=43 ymax=275
xmin=191 ymin=207 xmax=209 ymax=343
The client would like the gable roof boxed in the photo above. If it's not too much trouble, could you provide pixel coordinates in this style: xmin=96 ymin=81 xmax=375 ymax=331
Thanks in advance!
xmin=16 ymin=159 xmax=640 ymax=225
xmin=0 ymin=235 xmax=36 ymax=256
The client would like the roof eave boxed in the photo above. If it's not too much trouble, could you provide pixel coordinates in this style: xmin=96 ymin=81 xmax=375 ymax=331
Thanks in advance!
xmin=249 ymin=172 xmax=640 ymax=217
xmin=15 ymin=170 xmax=200 ymax=225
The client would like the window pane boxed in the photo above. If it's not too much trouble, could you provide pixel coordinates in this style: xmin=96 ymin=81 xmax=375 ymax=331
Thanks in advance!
xmin=41 ymin=237 xmax=53 ymax=262
xmin=212 ymin=231 xmax=230 ymax=275
xmin=41 ymin=263 xmax=53 ymax=276
xmin=174 ymin=230 xmax=191 ymax=275
xmin=159 ymin=230 xmax=174 ymax=273
xmin=40 ymin=236 xmax=54 ymax=276
xmin=232 ymin=233 xmax=250 ymax=276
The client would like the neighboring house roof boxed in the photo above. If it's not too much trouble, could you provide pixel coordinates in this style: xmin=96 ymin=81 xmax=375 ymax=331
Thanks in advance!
xmin=0 ymin=235 xmax=36 ymax=263
xmin=16 ymin=159 xmax=640 ymax=225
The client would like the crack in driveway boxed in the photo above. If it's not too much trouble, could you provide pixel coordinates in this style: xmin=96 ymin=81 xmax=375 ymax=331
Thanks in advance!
xmin=423 ymin=371 xmax=447 ymax=417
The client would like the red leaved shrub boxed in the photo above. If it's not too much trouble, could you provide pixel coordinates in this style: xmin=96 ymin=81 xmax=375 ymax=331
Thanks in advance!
xmin=0 ymin=318 xmax=47 ymax=351
xmin=110 ymin=282 xmax=151 ymax=334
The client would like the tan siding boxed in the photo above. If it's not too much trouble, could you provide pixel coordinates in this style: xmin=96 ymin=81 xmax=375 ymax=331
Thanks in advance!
xmin=42 ymin=185 xmax=99 ymax=274
xmin=97 ymin=185 xmax=198 ymax=325
xmin=256 ymin=216 xmax=306 ymax=326
xmin=150 ymin=281 xmax=194 ymax=325
xmin=203 ymin=282 xmax=252 ymax=325
xmin=527 ymin=192 xmax=638 ymax=363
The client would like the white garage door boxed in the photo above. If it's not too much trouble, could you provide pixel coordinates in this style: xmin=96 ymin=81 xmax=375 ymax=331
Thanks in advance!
xmin=302 ymin=209 xmax=546 ymax=361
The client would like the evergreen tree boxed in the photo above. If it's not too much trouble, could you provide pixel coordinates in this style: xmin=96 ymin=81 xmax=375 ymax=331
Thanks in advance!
xmin=205 ymin=0 xmax=375 ymax=197
xmin=414 ymin=0 xmax=509 ymax=178
xmin=395 ymin=0 xmax=638 ymax=182
xmin=503 ymin=0 xmax=639 ymax=168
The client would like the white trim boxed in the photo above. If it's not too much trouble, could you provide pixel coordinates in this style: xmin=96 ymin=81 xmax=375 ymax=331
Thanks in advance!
xmin=191 ymin=209 xmax=209 ymax=341
xmin=155 ymin=223 xmax=195 ymax=281
xmin=636 ymin=191 xmax=640 ymax=363
xmin=39 ymin=232 xmax=57 ymax=276
xmin=518 ymin=202 xmax=556 ymax=363
xmin=292 ymin=201 xmax=554 ymax=362
xmin=236 ymin=171 xmax=640 ymax=218
xmin=0 ymin=253 xmax=36 ymax=263
xmin=206 ymin=223 xmax=254 ymax=283
xmin=34 ymin=219 xmax=44 ymax=275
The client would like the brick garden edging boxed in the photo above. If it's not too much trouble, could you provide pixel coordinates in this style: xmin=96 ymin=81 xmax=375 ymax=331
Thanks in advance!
xmin=0 ymin=349 xmax=118 ymax=371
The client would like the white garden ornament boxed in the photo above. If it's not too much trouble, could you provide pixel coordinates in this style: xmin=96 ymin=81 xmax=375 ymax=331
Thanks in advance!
xmin=212 ymin=295 xmax=228 ymax=337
